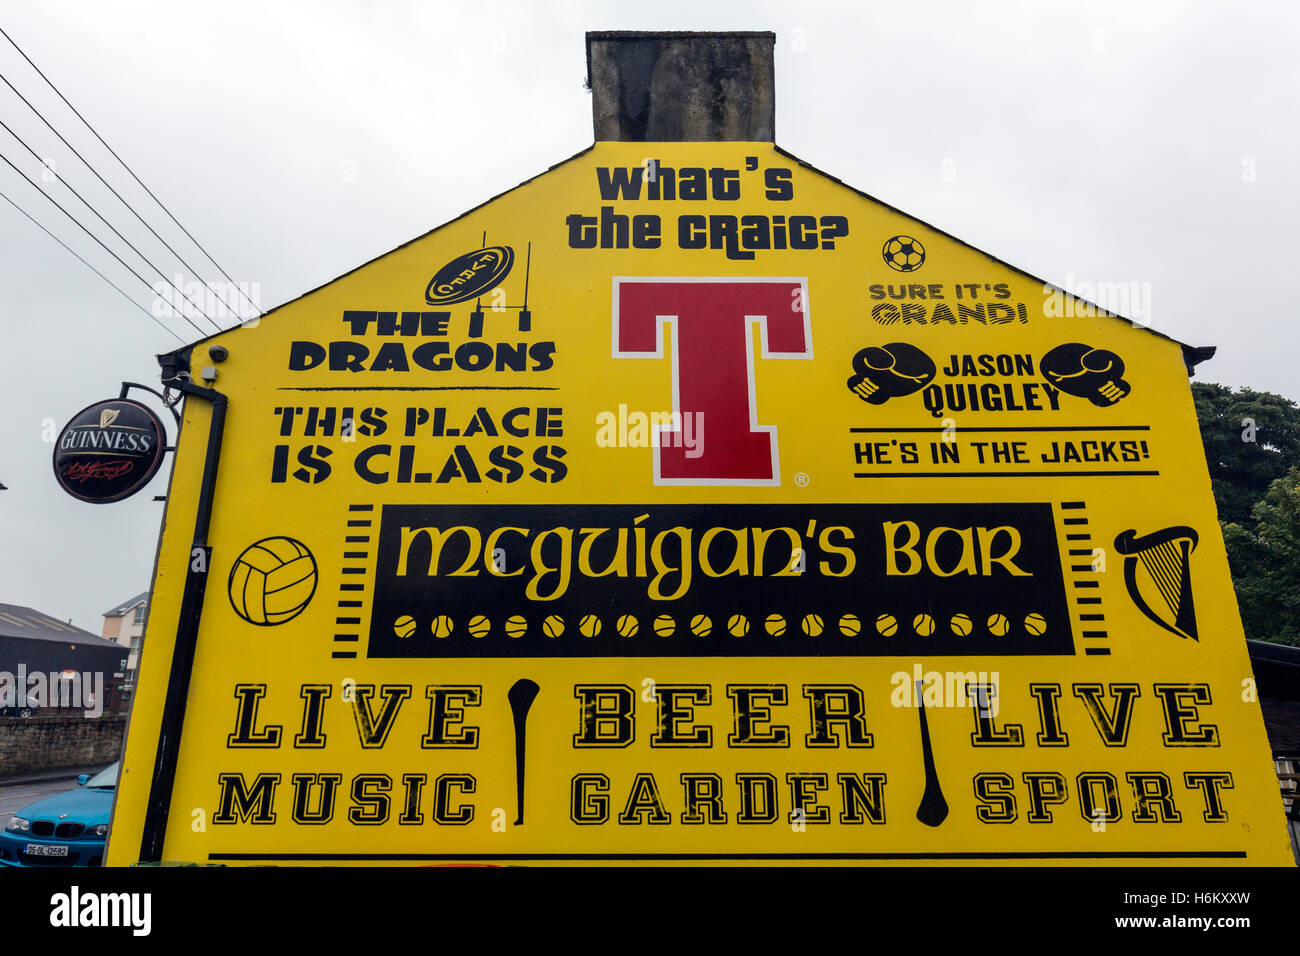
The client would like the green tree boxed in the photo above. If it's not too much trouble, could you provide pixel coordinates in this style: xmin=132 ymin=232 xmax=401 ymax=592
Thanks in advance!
xmin=1192 ymin=383 xmax=1300 ymax=644
xmin=1222 ymin=468 xmax=1300 ymax=647
xmin=1192 ymin=383 xmax=1300 ymax=523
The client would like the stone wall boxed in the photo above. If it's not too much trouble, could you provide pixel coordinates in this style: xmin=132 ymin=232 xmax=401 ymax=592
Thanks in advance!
xmin=0 ymin=714 xmax=128 ymax=776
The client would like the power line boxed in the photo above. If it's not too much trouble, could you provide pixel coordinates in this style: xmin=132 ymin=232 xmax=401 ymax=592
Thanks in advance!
xmin=0 ymin=185 xmax=184 ymax=342
xmin=0 ymin=117 xmax=223 ymax=333
xmin=0 ymin=24 xmax=262 ymax=319
xmin=0 ymin=68 xmax=254 ymax=325
xmin=0 ymin=148 xmax=210 ymax=337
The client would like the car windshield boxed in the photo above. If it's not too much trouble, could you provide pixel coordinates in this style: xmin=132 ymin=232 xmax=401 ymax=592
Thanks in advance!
xmin=83 ymin=762 xmax=119 ymax=789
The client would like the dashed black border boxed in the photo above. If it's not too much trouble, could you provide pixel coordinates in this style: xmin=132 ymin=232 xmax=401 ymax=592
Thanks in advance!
xmin=332 ymin=504 xmax=374 ymax=659
xmin=1058 ymin=500 xmax=1109 ymax=656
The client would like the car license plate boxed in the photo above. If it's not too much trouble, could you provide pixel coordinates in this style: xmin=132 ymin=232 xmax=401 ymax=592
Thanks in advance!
xmin=25 ymin=843 xmax=68 ymax=857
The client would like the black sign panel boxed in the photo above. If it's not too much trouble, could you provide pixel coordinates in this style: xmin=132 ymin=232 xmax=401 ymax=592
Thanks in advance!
xmin=52 ymin=399 xmax=166 ymax=503
xmin=423 ymin=246 xmax=515 ymax=306
xmin=366 ymin=502 xmax=1072 ymax=658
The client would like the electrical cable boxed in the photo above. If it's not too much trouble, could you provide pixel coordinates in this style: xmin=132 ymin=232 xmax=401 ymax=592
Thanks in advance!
xmin=0 ymin=148 xmax=210 ymax=337
xmin=0 ymin=24 xmax=263 ymax=319
xmin=0 ymin=68 xmax=254 ymax=325
xmin=0 ymin=184 xmax=185 ymax=342
xmin=0 ymin=116 xmax=223 ymax=332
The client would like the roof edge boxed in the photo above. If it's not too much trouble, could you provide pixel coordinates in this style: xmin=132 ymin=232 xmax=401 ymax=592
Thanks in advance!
xmin=103 ymin=594 xmax=148 ymax=617
xmin=163 ymin=140 xmax=1217 ymax=380
xmin=1248 ymin=639 xmax=1300 ymax=668
xmin=770 ymin=143 xmax=1217 ymax=374
xmin=160 ymin=144 xmax=597 ymax=362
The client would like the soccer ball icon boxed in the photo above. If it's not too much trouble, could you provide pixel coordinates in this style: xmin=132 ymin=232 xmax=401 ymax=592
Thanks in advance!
xmin=882 ymin=235 xmax=926 ymax=272
xmin=228 ymin=536 xmax=318 ymax=626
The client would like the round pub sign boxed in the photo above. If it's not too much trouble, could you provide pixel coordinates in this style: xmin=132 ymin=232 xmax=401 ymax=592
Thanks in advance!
xmin=52 ymin=398 xmax=166 ymax=503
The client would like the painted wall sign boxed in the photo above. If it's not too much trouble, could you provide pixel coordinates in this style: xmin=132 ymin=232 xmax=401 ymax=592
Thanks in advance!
xmin=106 ymin=142 xmax=1294 ymax=866
xmin=52 ymin=398 xmax=166 ymax=503
xmin=424 ymin=246 xmax=515 ymax=306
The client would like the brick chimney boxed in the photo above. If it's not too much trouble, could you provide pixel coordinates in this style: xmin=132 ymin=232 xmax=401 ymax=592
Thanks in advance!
xmin=586 ymin=31 xmax=776 ymax=142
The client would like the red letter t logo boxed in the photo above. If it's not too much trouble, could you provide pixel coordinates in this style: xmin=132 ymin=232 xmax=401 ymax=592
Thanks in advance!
xmin=613 ymin=278 xmax=812 ymax=485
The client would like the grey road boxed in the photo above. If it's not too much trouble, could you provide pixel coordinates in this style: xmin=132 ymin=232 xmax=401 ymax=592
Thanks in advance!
xmin=0 ymin=776 xmax=80 ymax=817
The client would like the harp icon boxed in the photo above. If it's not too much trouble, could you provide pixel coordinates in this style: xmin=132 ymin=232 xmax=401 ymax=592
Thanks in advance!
xmin=1114 ymin=526 xmax=1199 ymax=641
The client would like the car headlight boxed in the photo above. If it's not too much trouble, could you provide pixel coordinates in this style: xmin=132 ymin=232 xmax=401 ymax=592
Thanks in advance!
xmin=87 ymin=824 xmax=109 ymax=837
xmin=5 ymin=816 xmax=30 ymax=833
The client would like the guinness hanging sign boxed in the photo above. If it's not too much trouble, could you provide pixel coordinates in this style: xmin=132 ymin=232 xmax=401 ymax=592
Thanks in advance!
xmin=53 ymin=398 xmax=166 ymax=503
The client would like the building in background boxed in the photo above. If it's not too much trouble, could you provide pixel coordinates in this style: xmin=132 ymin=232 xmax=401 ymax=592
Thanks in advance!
xmin=0 ymin=603 xmax=124 ymax=715
xmin=1249 ymin=640 xmax=1300 ymax=862
xmin=100 ymin=592 xmax=147 ymax=699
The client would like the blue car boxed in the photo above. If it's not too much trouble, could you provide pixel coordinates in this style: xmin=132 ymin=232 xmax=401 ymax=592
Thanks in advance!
xmin=0 ymin=762 xmax=116 ymax=867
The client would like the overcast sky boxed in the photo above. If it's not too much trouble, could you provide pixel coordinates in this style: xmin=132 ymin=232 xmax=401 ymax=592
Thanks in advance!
xmin=1 ymin=0 xmax=1295 ymax=632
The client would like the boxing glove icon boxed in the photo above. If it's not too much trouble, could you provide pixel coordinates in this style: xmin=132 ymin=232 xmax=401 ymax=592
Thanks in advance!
xmin=1040 ymin=343 xmax=1131 ymax=406
xmin=846 ymin=343 xmax=937 ymax=404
